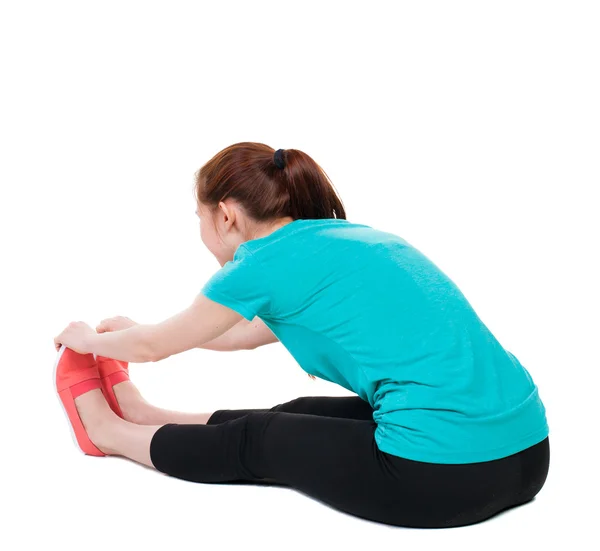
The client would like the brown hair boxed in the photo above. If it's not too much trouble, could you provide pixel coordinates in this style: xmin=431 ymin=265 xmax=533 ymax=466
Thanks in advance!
xmin=194 ymin=142 xmax=346 ymax=222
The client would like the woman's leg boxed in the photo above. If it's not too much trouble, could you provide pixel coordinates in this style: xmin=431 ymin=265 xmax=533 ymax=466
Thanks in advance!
xmin=147 ymin=410 xmax=549 ymax=528
xmin=207 ymin=394 xmax=374 ymax=424
xmin=73 ymin=386 xmax=550 ymax=528
xmin=112 ymin=381 xmax=214 ymax=425
xmin=111 ymin=380 xmax=374 ymax=426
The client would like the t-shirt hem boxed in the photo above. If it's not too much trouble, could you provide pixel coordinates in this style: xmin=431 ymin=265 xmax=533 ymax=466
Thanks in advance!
xmin=375 ymin=424 xmax=550 ymax=464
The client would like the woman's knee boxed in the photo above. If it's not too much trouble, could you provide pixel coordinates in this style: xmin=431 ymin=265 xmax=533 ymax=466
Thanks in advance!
xmin=268 ymin=396 xmax=313 ymax=414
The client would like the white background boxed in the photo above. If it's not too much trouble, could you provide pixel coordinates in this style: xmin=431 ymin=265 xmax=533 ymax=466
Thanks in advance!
xmin=1 ymin=1 xmax=599 ymax=549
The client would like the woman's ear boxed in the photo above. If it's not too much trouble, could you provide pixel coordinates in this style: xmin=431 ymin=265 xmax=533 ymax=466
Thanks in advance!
xmin=217 ymin=201 xmax=234 ymax=229
xmin=218 ymin=199 xmax=247 ymax=236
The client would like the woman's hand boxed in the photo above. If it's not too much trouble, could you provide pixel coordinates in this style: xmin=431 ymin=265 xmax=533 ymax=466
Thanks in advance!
xmin=54 ymin=321 xmax=97 ymax=354
xmin=96 ymin=316 xmax=138 ymax=333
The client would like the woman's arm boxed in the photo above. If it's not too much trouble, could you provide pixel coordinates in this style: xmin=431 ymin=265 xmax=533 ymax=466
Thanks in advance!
xmin=198 ymin=316 xmax=279 ymax=351
xmin=86 ymin=294 xmax=245 ymax=363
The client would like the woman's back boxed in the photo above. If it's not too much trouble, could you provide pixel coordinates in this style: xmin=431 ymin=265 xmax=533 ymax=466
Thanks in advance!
xmin=201 ymin=217 xmax=550 ymax=464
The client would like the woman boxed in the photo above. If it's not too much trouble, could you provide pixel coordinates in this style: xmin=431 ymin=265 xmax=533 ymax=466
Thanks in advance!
xmin=54 ymin=142 xmax=550 ymax=529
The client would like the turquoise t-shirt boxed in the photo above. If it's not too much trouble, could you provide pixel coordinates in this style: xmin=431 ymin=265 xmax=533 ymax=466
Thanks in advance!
xmin=200 ymin=218 xmax=549 ymax=464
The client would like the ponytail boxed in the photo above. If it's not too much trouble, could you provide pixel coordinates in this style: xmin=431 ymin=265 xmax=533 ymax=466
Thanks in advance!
xmin=273 ymin=148 xmax=346 ymax=220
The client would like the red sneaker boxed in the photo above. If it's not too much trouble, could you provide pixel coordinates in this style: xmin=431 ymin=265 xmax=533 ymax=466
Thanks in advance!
xmin=95 ymin=354 xmax=130 ymax=418
xmin=54 ymin=345 xmax=105 ymax=457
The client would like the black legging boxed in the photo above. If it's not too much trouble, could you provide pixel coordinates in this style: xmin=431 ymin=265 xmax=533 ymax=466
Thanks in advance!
xmin=149 ymin=395 xmax=550 ymax=528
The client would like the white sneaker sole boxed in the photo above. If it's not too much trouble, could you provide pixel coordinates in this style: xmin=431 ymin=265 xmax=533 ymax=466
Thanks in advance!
xmin=53 ymin=344 xmax=98 ymax=456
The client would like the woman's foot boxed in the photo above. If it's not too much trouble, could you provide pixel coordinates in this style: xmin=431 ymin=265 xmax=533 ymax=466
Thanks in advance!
xmin=73 ymin=388 xmax=123 ymax=455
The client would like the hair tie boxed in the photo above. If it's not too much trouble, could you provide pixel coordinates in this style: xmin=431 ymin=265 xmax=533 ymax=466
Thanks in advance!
xmin=273 ymin=149 xmax=286 ymax=169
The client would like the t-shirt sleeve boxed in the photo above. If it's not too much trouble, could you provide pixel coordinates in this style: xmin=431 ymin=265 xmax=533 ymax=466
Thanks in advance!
xmin=199 ymin=250 xmax=270 ymax=322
